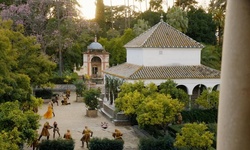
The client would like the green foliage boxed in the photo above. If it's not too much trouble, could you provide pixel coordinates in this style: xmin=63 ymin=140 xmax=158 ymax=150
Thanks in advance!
xmin=73 ymin=79 xmax=87 ymax=97
xmin=0 ymin=101 xmax=40 ymax=147
xmin=187 ymin=7 xmax=217 ymax=45
xmin=0 ymin=128 xmax=21 ymax=150
xmin=195 ymin=88 xmax=219 ymax=109
xmin=137 ymin=10 xmax=166 ymax=27
xmin=174 ymin=122 xmax=214 ymax=149
xmin=99 ymin=28 xmax=135 ymax=66
xmin=133 ymin=19 xmax=150 ymax=36
xmin=166 ymin=6 xmax=188 ymax=33
xmin=181 ymin=108 xmax=218 ymax=123
xmin=139 ymin=134 xmax=175 ymax=150
xmin=159 ymin=80 xmax=189 ymax=107
xmin=137 ymin=93 xmax=184 ymax=133
xmin=89 ymin=137 xmax=124 ymax=150
xmin=115 ymin=81 xmax=157 ymax=114
xmin=115 ymin=80 xmax=184 ymax=133
xmin=201 ymin=44 xmax=222 ymax=70
xmin=116 ymin=90 xmax=145 ymax=115
xmin=0 ymin=19 xmax=56 ymax=103
xmin=84 ymin=88 xmax=101 ymax=110
xmin=38 ymin=138 xmax=75 ymax=150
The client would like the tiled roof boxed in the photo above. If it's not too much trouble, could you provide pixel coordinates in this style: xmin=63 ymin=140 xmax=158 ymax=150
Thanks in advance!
xmin=103 ymin=63 xmax=220 ymax=79
xmin=124 ymin=20 xmax=204 ymax=48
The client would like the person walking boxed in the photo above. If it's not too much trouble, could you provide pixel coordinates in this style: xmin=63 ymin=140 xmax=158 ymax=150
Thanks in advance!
xmin=43 ymin=101 xmax=53 ymax=119
xmin=38 ymin=122 xmax=53 ymax=140
xmin=53 ymin=121 xmax=60 ymax=139
xmin=80 ymin=126 xmax=93 ymax=148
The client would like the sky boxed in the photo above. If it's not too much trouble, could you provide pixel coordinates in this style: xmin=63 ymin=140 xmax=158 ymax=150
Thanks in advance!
xmin=77 ymin=0 xmax=211 ymax=20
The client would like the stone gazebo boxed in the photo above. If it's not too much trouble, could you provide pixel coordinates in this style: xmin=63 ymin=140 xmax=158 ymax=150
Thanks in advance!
xmin=74 ymin=37 xmax=109 ymax=84
xmin=102 ymin=18 xmax=221 ymax=125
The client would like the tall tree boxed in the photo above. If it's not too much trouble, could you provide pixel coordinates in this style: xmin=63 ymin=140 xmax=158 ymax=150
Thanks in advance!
xmin=201 ymin=44 xmax=222 ymax=70
xmin=133 ymin=19 xmax=150 ymax=36
xmin=166 ymin=6 xmax=188 ymax=33
xmin=149 ymin=0 xmax=163 ymax=11
xmin=174 ymin=0 xmax=198 ymax=10
xmin=0 ymin=0 xmax=90 ymax=74
xmin=0 ymin=19 xmax=55 ymax=104
xmin=209 ymin=0 xmax=226 ymax=46
xmin=95 ymin=0 xmax=105 ymax=31
xmin=186 ymin=7 xmax=217 ymax=45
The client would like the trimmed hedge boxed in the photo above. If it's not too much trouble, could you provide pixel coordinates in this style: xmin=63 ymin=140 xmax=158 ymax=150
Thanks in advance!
xmin=89 ymin=138 xmax=124 ymax=150
xmin=38 ymin=138 xmax=75 ymax=150
xmin=138 ymin=134 xmax=176 ymax=150
xmin=181 ymin=108 xmax=218 ymax=123
xmin=34 ymin=89 xmax=53 ymax=99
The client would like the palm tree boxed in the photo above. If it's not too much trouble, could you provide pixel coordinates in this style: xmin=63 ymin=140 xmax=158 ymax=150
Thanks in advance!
xmin=209 ymin=0 xmax=226 ymax=46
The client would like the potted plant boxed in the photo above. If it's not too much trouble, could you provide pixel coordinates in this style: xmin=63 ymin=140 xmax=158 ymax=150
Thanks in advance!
xmin=83 ymin=88 xmax=101 ymax=117
xmin=73 ymin=79 xmax=87 ymax=102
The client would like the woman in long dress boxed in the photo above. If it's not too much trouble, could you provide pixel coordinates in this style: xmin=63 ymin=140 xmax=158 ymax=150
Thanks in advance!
xmin=43 ymin=102 xmax=53 ymax=119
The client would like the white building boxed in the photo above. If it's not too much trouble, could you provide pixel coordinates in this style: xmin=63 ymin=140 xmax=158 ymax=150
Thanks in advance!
xmin=103 ymin=18 xmax=220 ymax=104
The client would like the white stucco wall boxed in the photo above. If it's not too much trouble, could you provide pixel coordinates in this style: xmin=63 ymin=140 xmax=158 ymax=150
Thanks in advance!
xmin=126 ymin=48 xmax=144 ymax=65
xmin=127 ymin=48 xmax=201 ymax=66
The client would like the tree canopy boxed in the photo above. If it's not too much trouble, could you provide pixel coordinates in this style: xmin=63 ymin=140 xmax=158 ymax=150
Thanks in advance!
xmin=0 ymin=19 xmax=56 ymax=102
xmin=0 ymin=101 xmax=40 ymax=149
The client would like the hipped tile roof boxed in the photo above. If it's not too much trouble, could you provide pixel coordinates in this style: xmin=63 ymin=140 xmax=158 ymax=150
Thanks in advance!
xmin=103 ymin=63 xmax=220 ymax=80
xmin=124 ymin=20 xmax=204 ymax=48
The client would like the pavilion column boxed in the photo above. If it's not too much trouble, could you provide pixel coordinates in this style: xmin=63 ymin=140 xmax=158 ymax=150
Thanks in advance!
xmin=217 ymin=1 xmax=250 ymax=149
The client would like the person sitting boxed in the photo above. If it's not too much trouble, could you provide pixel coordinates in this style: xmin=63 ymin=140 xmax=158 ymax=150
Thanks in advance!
xmin=112 ymin=129 xmax=123 ymax=140
xmin=52 ymin=94 xmax=59 ymax=106
xmin=66 ymin=90 xmax=70 ymax=99
xmin=63 ymin=129 xmax=72 ymax=140
xmin=61 ymin=96 xmax=70 ymax=105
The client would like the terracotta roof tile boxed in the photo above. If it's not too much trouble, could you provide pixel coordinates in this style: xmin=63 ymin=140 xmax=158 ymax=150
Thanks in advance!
xmin=124 ymin=21 xmax=204 ymax=48
xmin=103 ymin=63 xmax=220 ymax=79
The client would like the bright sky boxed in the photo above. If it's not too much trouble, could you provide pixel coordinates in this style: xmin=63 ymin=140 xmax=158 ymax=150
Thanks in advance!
xmin=77 ymin=0 xmax=210 ymax=20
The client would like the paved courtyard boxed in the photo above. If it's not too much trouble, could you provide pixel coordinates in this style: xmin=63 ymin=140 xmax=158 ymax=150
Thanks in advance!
xmin=27 ymin=92 xmax=140 ymax=150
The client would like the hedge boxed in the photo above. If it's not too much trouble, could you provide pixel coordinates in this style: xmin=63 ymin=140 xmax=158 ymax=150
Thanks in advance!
xmin=38 ymin=138 xmax=75 ymax=150
xmin=89 ymin=138 xmax=124 ymax=150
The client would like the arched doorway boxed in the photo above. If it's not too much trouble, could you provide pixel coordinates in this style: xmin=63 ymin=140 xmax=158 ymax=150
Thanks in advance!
xmin=91 ymin=56 xmax=101 ymax=78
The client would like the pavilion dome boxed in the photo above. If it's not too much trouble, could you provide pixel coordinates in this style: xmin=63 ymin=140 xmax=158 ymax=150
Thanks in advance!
xmin=87 ymin=41 xmax=104 ymax=50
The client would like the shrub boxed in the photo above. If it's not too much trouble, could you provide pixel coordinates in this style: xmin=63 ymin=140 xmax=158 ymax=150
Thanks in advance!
xmin=174 ymin=122 xmax=214 ymax=150
xmin=89 ymin=138 xmax=124 ymax=150
xmin=84 ymin=88 xmax=101 ymax=110
xmin=138 ymin=134 xmax=175 ymax=150
xmin=181 ymin=108 xmax=218 ymax=123
xmin=38 ymin=138 xmax=75 ymax=150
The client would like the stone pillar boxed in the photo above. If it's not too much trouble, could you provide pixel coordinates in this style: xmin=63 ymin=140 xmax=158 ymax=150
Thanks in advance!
xmin=217 ymin=1 xmax=250 ymax=149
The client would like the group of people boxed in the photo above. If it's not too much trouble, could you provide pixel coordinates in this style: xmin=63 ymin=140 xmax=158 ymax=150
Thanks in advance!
xmin=43 ymin=91 xmax=72 ymax=119
xmin=38 ymin=121 xmax=71 ymax=141
xmin=36 ymin=90 xmax=124 ymax=149
xmin=35 ymin=121 xmax=123 ymax=149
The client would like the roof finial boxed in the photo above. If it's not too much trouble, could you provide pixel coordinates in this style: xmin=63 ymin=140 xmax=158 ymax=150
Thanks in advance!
xmin=160 ymin=14 xmax=163 ymax=22
xmin=94 ymin=35 xmax=97 ymax=42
